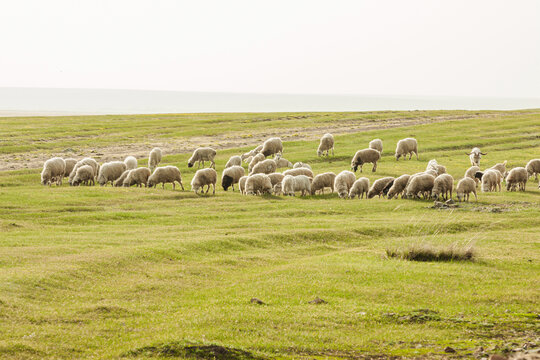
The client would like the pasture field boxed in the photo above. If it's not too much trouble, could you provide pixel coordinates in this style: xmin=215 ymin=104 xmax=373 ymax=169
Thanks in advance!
xmin=0 ymin=110 xmax=539 ymax=359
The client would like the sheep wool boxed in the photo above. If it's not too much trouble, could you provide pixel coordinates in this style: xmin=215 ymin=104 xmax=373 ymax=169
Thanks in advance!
xmin=334 ymin=170 xmax=356 ymax=198
xmin=274 ymin=155 xmax=293 ymax=168
xmin=369 ymin=139 xmax=383 ymax=154
xmin=248 ymin=153 xmax=265 ymax=173
xmin=317 ymin=133 xmax=334 ymax=156
xmin=311 ymin=172 xmax=336 ymax=195
xmin=63 ymin=158 xmax=77 ymax=177
xmin=267 ymin=173 xmax=285 ymax=187
xmin=123 ymin=167 xmax=151 ymax=187
xmin=405 ymin=174 xmax=435 ymax=199
xmin=124 ymin=156 xmax=138 ymax=170
xmin=525 ymin=159 xmax=540 ymax=180
xmin=465 ymin=166 xmax=481 ymax=185
xmin=283 ymin=168 xmax=314 ymax=178
xmin=148 ymin=148 xmax=162 ymax=172
xmin=432 ymin=174 xmax=454 ymax=200
xmin=349 ymin=177 xmax=370 ymax=199
xmin=367 ymin=177 xmax=395 ymax=199
xmin=281 ymin=175 xmax=311 ymax=196
xmin=467 ymin=147 xmax=486 ymax=167
xmin=387 ymin=174 xmax=410 ymax=199
xmin=245 ymin=173 xmax=272 ymax=195
xmin=221 ymin=165 xmax=245 ymax=191
xmin=114 ymin=170 xmax=132 ymax=187
xmin=225 ymin=155 xmax=242 ymax=168
xmin=250 ymin=159 xmax=277 ymax=175
xmin=191 ymin=168 xmax=217 ymax=194
xmin=351 ymin=148 xmax=381 ymax=172
xmin=71 ymin=165 xmax=95 ymax=186
xmin=261 ymin=137 xmax=283 ymax=157
xmin=506 ymin=167 xmax=527 ymax=191
xmin=395 ymin=138 xmax=419 ymax=161
xmin=238 ymin=176 xmax=248 ymax=195
xmin=148 ymin=166 xmax=185 ymax=190
xmin=456 ymin=177 xmax=477 ymax=202
xmin=97 ymin=161 xmax=127 ymax=186
xmin=188 ymin=147 xmax=217 ymax=169
xmin=481 ymin=169 xmax=501 ymax=192
xmin=293 ymin=162 xmax=312 ymax=170
xmin=69 ymin=157 xmax=99 ymax=184
xmin=41 ymin=157 xmax=66 ymax=186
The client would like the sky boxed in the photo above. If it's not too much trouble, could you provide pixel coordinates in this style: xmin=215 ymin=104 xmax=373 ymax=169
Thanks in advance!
xmin=1 ymin=0 xmax=539 ymax=98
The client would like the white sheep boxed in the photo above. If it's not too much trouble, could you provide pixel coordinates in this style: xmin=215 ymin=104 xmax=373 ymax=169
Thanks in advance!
xmin=63 ymin=158 xmax=77 ymax=178
xmin=349 ymin=177 xmax=370 ymax=199
xmin=148 ymin=166 xmax=185 ymax=190
xmin=124 ymin=156 xmax=138 ymax=170
xmin=225 ymin=155 xmax=242 ymax=168
xmin=148 ymin=148 xmax=162 ymax=172
xmin=283 ymin=168 xmax=314 ymax=178
xmin=188 ymin=147 xmax=217 ymax=169
xmin=456 ymin=177 xmax=477 ymax=202
xmin=261 ymin=137 xmax=283 ymax=157
xmin=317 ymin=133 xmax=334 ymax=156
xmin=387 ymin=174 xmax=410 ymax=199
xmin=467 ymin=147 xmax=486 ymax=167
xmin=405 ymin=173 xmax=435 ymax=199
xmin=489 ymin=161 xmax=507 ymax=178
xmin=525 ymin=159 xmax=540 ymax=180
xmin=505 ymin=167 xmax=528 ymax=191
xmin=351 ymin=148 xmax=381 ymax=172
xmin=367 ymin=177 xmax=395 ymax=199
xmin=123 ymin=167 xmax=151 ymax=187
xmin=248 ymin=153 xmax=265 ymax=173
xmin=250 ymin=159 xmax=278 ymax=175
xmin=245 ymin=173 xmax=272 ymax=195
xmin=238 ymin=176 xmax=248 ymax=195
xmin=268 ymin=173 xmax=285 ymax=187
xmin=41 ymin=157 xmax=66 ymax=186
xmin=426 ymin=159 xmax=446 ymax=176
xmin=71 ymin=165 xmax=95 ymax=186
xmin=293 ymin=162 xmax=312 ymax=170
xmin=190 ymin=168 xmax=217 ymax=194
xmin=465 ymin=166 xmax=481 ymax=185
xmin=114 ymin=170 xmax=132 ymax=187
xmin=69 ymin=157 xmax=99 ymax=185
xmin=395 ymin=138 xmax=418 ymax=161
xmin=334 ymin=170 xmax=356 ymax=198
xmin=369 ymin=139 xmax=383 ymax=154
xmin=431 ymin=174 xmax=454 ymax=200
xmin=97 ymin=161 xmax=127 ymax=186
xmin=311 ymin=172 xmax=336 ymax=195
xmin=241 ymin=145 xmax=263 ymax=161
xmin=274 ymin=154 xmax=293 ymax=168
xmin=481 ymin=169 xmax=501 ymax=192
xmin=281 ymin=175 xmax=311 ymax=196
xmin=221 ymin=165 xmax=245 ymax=191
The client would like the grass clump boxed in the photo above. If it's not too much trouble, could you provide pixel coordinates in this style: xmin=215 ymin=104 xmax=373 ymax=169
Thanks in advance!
xmin=125 ymin=342 xmax=266 ymax=360
xmin=386 ymin=242 xmax=475 ymax=262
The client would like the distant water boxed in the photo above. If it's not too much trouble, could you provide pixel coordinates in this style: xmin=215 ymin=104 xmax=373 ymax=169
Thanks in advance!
xmin=0 ymin=87 xmax=539 ymax=115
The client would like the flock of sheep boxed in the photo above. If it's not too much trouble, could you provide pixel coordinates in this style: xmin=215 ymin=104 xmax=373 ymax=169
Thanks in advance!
xmin=40 ymin=134 xmax=540 ymax=202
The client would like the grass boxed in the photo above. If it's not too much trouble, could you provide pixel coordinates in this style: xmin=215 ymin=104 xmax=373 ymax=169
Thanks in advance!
xmin=0 ymin=110 xmax=539 ymax=359
xmin=385 ymin=242 xmax=475 ymax=262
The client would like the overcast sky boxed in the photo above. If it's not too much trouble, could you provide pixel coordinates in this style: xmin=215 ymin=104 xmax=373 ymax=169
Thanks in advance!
xmin=1 ymin=0 xmax=539 ymax=97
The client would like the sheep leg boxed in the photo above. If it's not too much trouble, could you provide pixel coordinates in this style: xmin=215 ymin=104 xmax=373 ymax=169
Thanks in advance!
xmin=173 ymin=182 xmax=176 ymax=190
xmin=212 ymin=183 xmax=215 ymax=195
xmin=162 ymin=183 xmax=165 ymax=189
xmin=372 ymin=162 xmax=377 ymax=172
xmin=180 ymin=182 xmax=185 ymax=191
xmin=415 ymin=151 xmax=419 ymax=160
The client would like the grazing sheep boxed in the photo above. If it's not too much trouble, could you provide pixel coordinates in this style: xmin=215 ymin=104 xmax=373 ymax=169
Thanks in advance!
xmin=41 ymin=157 xmax=66 ymax=186
xmin=250 ymin=159 xmax=277 ymax=175
xmin=311 ymin=172 xmax=336 ymax=195
xmin=148 ymin=166 xmax=185 ymax=190
xmin=114 ymin=170 xmax=132 ymax=187
xmin=456 ymin=177 xmax=477 ymax=202
xmin=367 ymin=177 xmax=395 ymax=199
xmin=334 ymin=171 xmax=356 ymax=198
xmin=221 ymin=165 xmax=245 ymax=191
xmin=97 ymin=161 xmax=127 ymax=186
xmin=190 ymin=168 xmax=217 ymax=194
xmin=467 ymin=147 xmax=486 ymax=166
xmin=124 ymin=156 xmax=137 ymax=170
xmin=225 ymin=155 xmax=242 ymax=168
xmin=432 ymin=174 xmax=454 ymax=200
xmin=148 ymin=148 xmax=162 ymax=172
xmin=63 ymin=158 xmax=77 ymax=177
xmin=405 ymin=173 xmax=435 ymax=199
xmin=465 ymin=166 xmax=481 ymax=185
xmin=245 ymin=173 xmax=272 ymax=195
xmin=69 ymin=157 xmax=99 ymax=185
xmin=188 ymin=147 xmax=217 ymax=169
xmin=272 ymin=183 xmax=283 ymax=195
xmin=123 ymin=167 xmax=151 ymax=187
xmin=369 ymin=139 xmax=383 ymax=154
xmin=268 ymin=173 xmax=285 ymax=187
xmin=241 ymin=145 xmax=263 ymax=161
xmin=248 ymin=153 xmax=265 ymax=173
xmin=244 ymin=156 xmax=253 ymax=164
xmin=426 ymin=159 xmax=446 ymax=176
xmin=283 ymin=168 xmax=314 ymax=178
xmin=481 ymin=169 xmax=502 ymax=192
xmin=293 ymin=162 xmax=312 ymax=170
xmin=349 ymin=177 xmax=370 ymax=199
xmin=317 ymin=133 xmax=334 ymax=156
xmin=71 ymin=165 xmax=95 ymax=186
xmin=506 ymin=167 xmax=528 ymax=191
xmin=525 ymin=159 xmax=540 ymax=180
xmin=387 ymin=174 xmax=410 ymax=199
xmin=395 ymin=138 xmax=418 ymax=161
xmin=281 ymin=175 xmax=311 ymax=196
xmin=274 ymin=154 xmax=293 ymax=168
xmin=261 ymin=137 xmax=283 ymax=157
xmin=351 ymin=148 xmax=381 ymax=172
xmin=238 ymin=176 xmax=248 ymax=195
xmin=489 ymin=161 xmax=507 ymax=178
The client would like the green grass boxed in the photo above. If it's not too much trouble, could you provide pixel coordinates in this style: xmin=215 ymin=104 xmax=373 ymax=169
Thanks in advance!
xmin=0 ymin=110 xmax=539 ymax=359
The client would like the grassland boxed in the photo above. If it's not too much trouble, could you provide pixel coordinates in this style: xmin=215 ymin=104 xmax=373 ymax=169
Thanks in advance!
xmin=0 ymin=110 xmax=539 ymax=359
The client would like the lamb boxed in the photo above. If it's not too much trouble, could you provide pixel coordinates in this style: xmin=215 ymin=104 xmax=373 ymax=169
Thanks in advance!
xmin=114 ymin=170 xmax=132 ymax=187
xmin=123 ymin=167 xmax=151 ymax=187
xmin=505 ymin=167 xmax=528 ymax=191
xmin=467 ymin=147 xmax=486 ymax=166
xmin=283 ymin=168 xmax=314 ymax=178
xmin=250 ymin=159 xmax=277 ymax=175
xmin=69 ymin=157 xmax=99 ymax=185
xmin=148 ymin=147 xmax=162 ymax=172
xmin=431 ymin=174 xmax=454 ymax=200
xmin=97 ymin=161 xmax=127 ymax=186
xmin=268 ymin=173 xmax=285 ymax=187
xmin=310 ymin=172 xmax=336 ymax=195
xmin=274 ymin=154 xmax=293 ymax=168
xmin=41 ymin=157 xmax=66 ymax=186
xmin=261 ymin=137 xmax=283 ymax=157
xmin=293 ymin=162 xmax=312 ymax=170
xmin=386 ymin=174 xmax=410 ymax=199
xmin=456 ymin=177 xmax=477 ymax=202
xmin=317 ymin=133 xmax=334 ymax=156
xmin=369 ymin=139 xmax=383 ymax=154
xmin=238 ymin=176 xmax=248 ymax=195
xmin=71 ymin=165 xmax=95 ymax=186
xmin=225 ymin=155 xmax=242 ymax=168
xmin=63 ymin=158 xmax=77 ymax=177
xmin=245 ymin=173 xmax=272 ymax=195
xmin=334 ymin=170 xmax=356 ymax=198
xmin=188 ymin=147 xmax=217 ymax=169
xmin=351 ymin=148 xmax=381 ymax=172
xmin=465 ymin=166 xmax=481 ymax=185
xmin=241 ymin=145 xmax=263 ymax=161
xmin=405 ymin=173 xmax=435 ymax=199
xmin=525 ymin=159 xmax=540 ymax=180
xmin=124 ymin=156 xmax=137 ymax=170
xmin=349 ymin=177 xmax=370 ymax=199
xmin=367 ymin=177 xmax=395 ymax=199
xmin=190 ymin=168 xmax=217 ymax=194
xmin=248 ymin=153 xmax=265 ymax=173
xmin=148 ymin=166 xmax=185 ymax=190
xmin=481 ymin=169 xmax=502 ymax=192
xmin=221 ymin=165 xmax=245 ymax=191
xmin=281 ymin=175 xmax=311 ymax=196
xmin=395 ymin=138 xmax=418 ymax=161
xmin=426 ymin=159 xmax=446 ymax=175
xmin=489 ymin=161 xmax=507 ymax=178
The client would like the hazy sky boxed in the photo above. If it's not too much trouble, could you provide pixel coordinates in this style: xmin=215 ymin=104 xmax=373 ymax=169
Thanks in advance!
xmin=1 ymin=0 xmax=539 ymax=97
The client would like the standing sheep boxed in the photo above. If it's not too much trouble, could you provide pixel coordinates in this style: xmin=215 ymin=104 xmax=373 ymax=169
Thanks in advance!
xmin=317 ymin=133 xmax=334 ymax=156
xmin=250 ymin=159 xmax=277 ymax=175
xmin=267 ymin=173 xmax=285 ymax=187
xmin=283 ymin=168 xmax=314 ymax=178
xmin=310 ymin=172 xmax=336 ymax=195
xmin=221 ymin=165 xmax=245 ymax=191
xmin=123 ymin=167 xmax=151 ymax=187
xmin=465 ymin=166 xmax=481 ymax=185
xmin=369 ymin=139 xmax=383 ymax=154
xmin=349 ymin=177 xmax=370 ymax=199
xmin=248 ymin=153 xmax=265 ymax=173
xmin=481 ymin=169 xmax=501 ymax=192
xmin=63 ymin=158 xmax=77 ymax=178
xmin=525 ymin=159 xmax=540 ymax=180
xmin=41 ymin=157 xmax=66 ymax=186
xmin=467 ymin=147 xmax=486 ymax=167
xmin=293 ymin=162 xmax=312 ymax=170
xmin=71 ymin=165 xmax=95 ymax=186
xmin=431 ymin=174 xmax=454 ymax=200
xmin=114 ymin=170 xmax=132 ymax=187
xmin=238 ymin=176 xmax=248 ymax=195
xmin=334 ymin=171 xmax=356 ymax=198
xmin=261 ymin=137 xmax=283 ymax=157
xmin=188 ymin=147 xmax=217 ymax=169
xmin=281 ymin=175 xmax=312 ymax=196
xmin=245 ymin=174 xmax=272 ymax=195
xmin=124 ymin=156 xmax=138 ymax=170
xmin=97 ymin=161 xmax=127 ymax=186
xmin=505 ymin=167 xmax=528 ymax=191
xmin=148 ymin=148 xmax=162 ymax=172
xmin=489 ymin=161 xmax=507 ymax=178
xmin=148 ymin=166 xmax=185 ymax=190
xmin=426 ymin=159 xmax=446 ymax=176
xmin=367 ymin=177 xmax=395 ymax=199
xmin=351 ymin=148 xmax=381 ymax=172
xmin=395 ymin=138 xmax=418 ymax=161
xmin=387 ymin=174 xmax=411 ymax=199
xmin=225 ymin=155 xmax=242 ymax=168
xmin=274 ymin=154 xmax=293 ymax=168
xmin=405 ymin=173 xmax=435 ymax=199
xmin=191 ymin=168 xmax=217 ymax=194
xmin=241 ymin=144 xmax=263 ymax=161
xmin=69 ymin=157 xmax=99 ymax=185
xmin=456 ymin=178 xmax=477 ymax=202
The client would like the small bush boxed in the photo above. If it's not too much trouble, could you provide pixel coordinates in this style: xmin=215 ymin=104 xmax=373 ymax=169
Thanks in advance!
xmin=386 ymin=242 xmax=475 ymax=262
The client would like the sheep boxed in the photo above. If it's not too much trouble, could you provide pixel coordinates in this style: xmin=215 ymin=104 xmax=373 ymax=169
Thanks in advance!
xmin=71 ymin=165 xmax=95 ymax=186
xmin=190 ymin=168 xmax=217 ymax=194
xmin=148 ymin=166 xmax=185 ymax=190
xmin=250 ymin=159 xmax=277 ymax=175
xmin=221 ymin=165 xmax=245 ymax=191
xmin=124 ymin=156 xmax=137 ymax=170
xmin=310 ymin=172 xmax=336 ymax=195
xmin=293 ymin=162 xmax=312 ymax=170
xmin=351 ymin=148 xmax=381 ymax=173
xmin=69 ymin=157 xmax=99 ymax=185
xmin=481 ymin=169 xmax=501 ymax=192
xmin=261 ymin=137 xmax=283 ymax=157
xmin=245 ymin=173 xmax=272 ymax=195
xmin=272 ymin=183 xmax=283 ymax=195
xmin=281 ymin=175 xmax=311 ymax=196
xmin=317 ymin=133 xmax=334 ymax=156
xmin=123 ymin=167 xmax=151 ymax=187
xmin=387 ymin=174 xmax=411 ymax=199
xmin=367 ymin=177 xmax=395 ymax=199
xmin=188 ymin=147 xmax=216 ymax=169
xmin=369 ymin=139 xmax=383 ymax=154
xmin=63 ymin=158 xmax=77 ymax=177
xmin=41 ymin=157 xmax=66 ymax=186
xmin=244 ymin=156 xmax=253 ymax=164
xmin=225 ymin=155 xmax=242 ymax=168
xmin=274 ymin=154 xmax=293 ymax=168
xmin=431 ymin=174 xmax=454 ymax=200
xmin=241 ymin=144 xmax=263 ymax=161
xmin=248 ymin=153 xmax=265 ymax=173
xmin=268 ymin=173 xmax=285 ymax=187
xmin=405 ymin=174 xmax=435 ymax=199
xmin=525 ymin=159 xmax=540 ymax=180
xmin=239 ymin=176 xmax=248 ymax=195
xmin=466 ymin=147 xmax=486 ymax=166
xmin=97 ymin=161 xmax=127 ymax=186
xmin=114 ymin=170 xmax=132 ymax=187
xmin=148 ymin=147 xmax=162 ymax=172
xmin=505 ymin=167 xmax=528 ymax=191
xmin=283 ymin=168 xmax=314 ymax=178
xmin=456 ymin=177 xmax=477 ymax=202
xmin=334 ymin=171 xmax=356 ymax=198
xmin=349 ymin=177 xmax=370 ymax=199
xmin=395 ymin=138 xmax=418 ymax=161
xmin=489 ymin=161 xmax=507 ymax=178
xmin=465 ymin=165 xmax=481 ymax=185
xmin=426 ymin=159 xmax=447 ymax=176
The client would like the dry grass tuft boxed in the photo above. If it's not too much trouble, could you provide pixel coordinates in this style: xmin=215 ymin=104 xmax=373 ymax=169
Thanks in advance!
xmin=386 ymin=242 xmax=475 ymax=262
